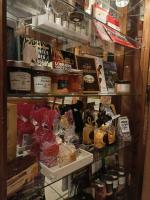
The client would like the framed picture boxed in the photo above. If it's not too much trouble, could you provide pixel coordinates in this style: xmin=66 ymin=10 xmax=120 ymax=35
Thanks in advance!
xmin=75 ymin=55 xmax=99 ymax=93
xmin=83 ymin=54 xmax=108 ymax=93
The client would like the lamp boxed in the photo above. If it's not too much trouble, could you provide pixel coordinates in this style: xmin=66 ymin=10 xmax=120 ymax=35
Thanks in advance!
xmin=115 ymin=0 xmax=129 ymax=7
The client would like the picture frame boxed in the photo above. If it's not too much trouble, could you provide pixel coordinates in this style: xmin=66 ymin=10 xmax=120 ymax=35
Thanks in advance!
xmin=83 ymin=54 xmax=108 ymax=94
xmin=75 ymin=55 xmax=100 ymax=93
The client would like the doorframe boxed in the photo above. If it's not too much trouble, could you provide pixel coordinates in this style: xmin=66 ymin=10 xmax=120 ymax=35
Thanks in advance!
xmin=0 ymin=0 xmax=7 ymax=199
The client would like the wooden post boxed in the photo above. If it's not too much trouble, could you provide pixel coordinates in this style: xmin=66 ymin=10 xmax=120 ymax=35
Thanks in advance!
xmin=0 ymin=0 xmax=7 ymax=199
xmin=140 ymin=0 xmax=150 ymax=199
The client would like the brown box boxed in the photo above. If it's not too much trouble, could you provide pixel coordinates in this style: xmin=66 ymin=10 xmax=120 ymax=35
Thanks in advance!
xmin=7 ymin=103 xmax=17 ymax=161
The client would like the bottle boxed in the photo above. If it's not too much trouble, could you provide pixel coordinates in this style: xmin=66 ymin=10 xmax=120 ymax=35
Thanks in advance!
xmin=94 ymin=179 xmax=106 ymax=200
xmin=105 ymin=175 xmax=113 ymax=198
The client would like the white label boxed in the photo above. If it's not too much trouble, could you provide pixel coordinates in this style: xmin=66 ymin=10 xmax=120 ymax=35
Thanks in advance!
xmin=64 ymin=97 xmax=73 ymax=105
xmin=62 ymin=21 xmax=68 ymax=28
xmin=116 ymin=84 xmax=130 ymax=93
xmin=76 ymin=26 xmax=81 ymax=33
xmin=10 ymin=72 xmax=31 ymax=91
xmin=55 ymin=17 xmax=61 ymax=25
xmin=87 ymin=97 xmax=101 ymax=111
xmin=34 ymin=76 xmax=51 ymax=93
xmin=119 ymin=117 xmax=130 ymax=133
xmin=113 ymin=180 xmax=118 ymax=189
xmin=119 ymin=176 xmax=126 ymax=185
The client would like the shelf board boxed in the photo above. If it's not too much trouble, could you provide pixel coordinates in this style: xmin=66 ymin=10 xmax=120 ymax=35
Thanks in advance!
xmin=7 ymin=0 xmax=140 ymax=49
xmin=33 ymin=14 xmax=90 ymax=44
xmin=81 ymin=142 xmax=131 ymax=162
xmin=7 ymin=92 xmax=137 ymax=100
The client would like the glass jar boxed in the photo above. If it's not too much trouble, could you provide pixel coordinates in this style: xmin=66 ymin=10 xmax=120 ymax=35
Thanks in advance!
xmin=94 ymin=179 xmax=106 ymax=200
xmin=55 ymin=14 xmax=62 ymax=26
xmin=62 ymin=14 xmax=68 ymax=29
xmin=51 ymin=70 xmax=69 ymax=94
xmin=115 ymin=80 xmax=131 ymax=94
xmin=104 ymin=175 xmax=113 ymax=196
xmin=68 ymin=69 xmax=83 ymax=93
xmin=81 ymin=21 xmax=86 ymax=35
xmin=7 ymin=60 xmax=32 ymax=94
xmin=32 ymin=66 xmax=51 ymax=94
xmin=109 ymin=170 xmax=119 ymax=192
xmin=118 ymin=168 xmax=126 ymax=192
xmin=68 ymin=21 xmax=76 ymax=31
xmin=75 ymin=22 xmax=81 ymax=33
xmin=48 ymin=8 xmax=54 ymax=23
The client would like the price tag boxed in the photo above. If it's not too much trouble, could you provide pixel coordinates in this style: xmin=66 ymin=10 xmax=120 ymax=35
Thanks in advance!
xmin=101 ymin=96 xmax=112 ymax=104
xmin=55 ymin=98 xmax=63 ymax=105
xmin=119 ymin=117 xmax=130 ymax=133
xmin=64 ymin=97 xmax=73 ymax=105
xmin=87 ymin=97 xmax=101 ymax=111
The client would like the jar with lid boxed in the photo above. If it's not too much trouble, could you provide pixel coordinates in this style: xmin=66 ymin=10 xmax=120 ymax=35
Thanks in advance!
xmin=75 ymin=22 xmax=81 ymax=33
xmin=51 ymin=70 xmax=69 ymax=94
xmin=68 ymin=20 xmax=76 ymax=31
xmin=115 ymin=80 xmax=131 ymax=94
xmin=109 ymin=170 xmax=119 ymax=192
xmin=104 ymin=175 xmax=113 ymax=196
xmin=32 ymin=66 xmax=51 ymax=94
xmin=48 ymin=7 xmax=54 ymax=23
xmin=54 ymin=14 xmax=62 ymax=26
xmin=62 ymin=13 xmax=68 ymax=29
xmin=118 ymin=167 xmax=126 ymax=192
xmin=68 ymin=69 xmax=83 ymax=93
xmin=94 ymin=179 xmax=106 ymax=200
xmin=7 ymin=60 xmax=32 ymax=94
xmin=80 ymin=21 xmax=86 ymax=35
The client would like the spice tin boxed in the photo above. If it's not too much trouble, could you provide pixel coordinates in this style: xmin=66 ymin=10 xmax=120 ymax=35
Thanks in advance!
xmin=115 ymin=80 xmax=131 ymax=94
xmin=32 ymin=66 xmax=51 ymax=94
xmin=51 ymin=69 xmax=69 ymax=94
xmin=68 ymin=69 xmax=83 ymax=93
xmin=7 ymin=60 xmax=32 ymax=94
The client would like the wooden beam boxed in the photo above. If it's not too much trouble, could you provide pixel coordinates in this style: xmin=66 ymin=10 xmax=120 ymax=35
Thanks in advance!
xmin=0 ymin=0 xmax=7 ymax=199
xmin=140 ymin=0 xmax=150 ymax=199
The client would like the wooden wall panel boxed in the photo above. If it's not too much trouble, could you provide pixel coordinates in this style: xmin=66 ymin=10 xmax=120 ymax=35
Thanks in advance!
xmin=141 ymin=0 xmax=150 ymax=199
xmin=0 ymin=0 xmax=7 ymax=199
xmin=116 ymin=1 xmax=149 ymax=199
xmin=123 ymin=0 xmax=150 ymax=199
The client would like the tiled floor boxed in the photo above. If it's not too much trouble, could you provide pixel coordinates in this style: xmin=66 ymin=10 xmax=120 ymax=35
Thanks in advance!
xmin=45 ymin=178 xmax=68 ymax=200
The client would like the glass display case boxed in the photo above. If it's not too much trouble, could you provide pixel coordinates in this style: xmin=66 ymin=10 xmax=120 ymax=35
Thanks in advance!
xmin=0 ymin=0 xmax=147 ymax=200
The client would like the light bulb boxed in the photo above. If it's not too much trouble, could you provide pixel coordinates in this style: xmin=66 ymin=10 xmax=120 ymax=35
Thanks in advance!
xmin=115 ymin=0 xmax=129 ymax=7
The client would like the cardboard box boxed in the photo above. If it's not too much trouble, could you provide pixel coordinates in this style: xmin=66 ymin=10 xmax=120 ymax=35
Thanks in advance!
xmin=7 ymin=103 xmax=17 ymax=161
